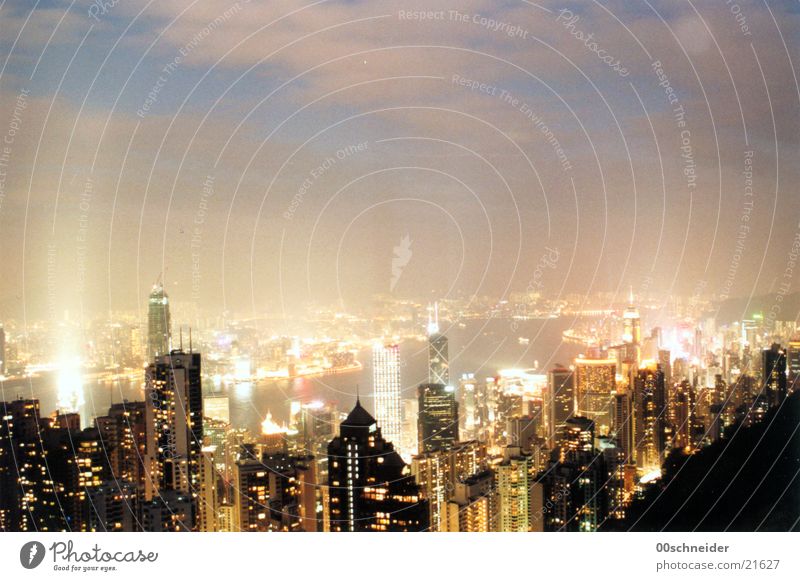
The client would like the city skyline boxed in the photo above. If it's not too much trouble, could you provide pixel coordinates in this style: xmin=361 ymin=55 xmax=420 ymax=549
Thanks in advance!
xmin=1 ymin=0 xmax=800 ymax=547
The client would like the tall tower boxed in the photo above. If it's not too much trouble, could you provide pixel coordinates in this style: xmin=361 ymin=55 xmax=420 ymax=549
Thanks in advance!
xmin=623 ymin=288 xmax=641 ymax=344
xmin=763 ymin=343 xmax=787 ymax=407
xmin=417 ymin=383 xmax=459 ymax=453
xmin=427 ymin=303 xmax=449 ymax=385
xmin=147 ymin=282 xmax=171 ymax=361
xmin=372 ymin=342 xmax=402 ymax=452
xmin=574 ymin=357 xmax=617 ymax=436
xmin=144 ymin=349 xmax=203 ymax=529
xmin=633 ymin=363 xmax=667 ymax=473
xmin=548 ymin=365 xmax=575 ymax=446
xmin=327 ymin=399 xmax=428 ymax=531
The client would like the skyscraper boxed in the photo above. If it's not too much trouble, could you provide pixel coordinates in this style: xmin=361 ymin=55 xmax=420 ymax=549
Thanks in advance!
xmin=575 ymin=357 xmax=617 ymax=435
xmin=327 ymin=399 xmax=428 ymax=531
xmin=147 ymin=282 xmax=171 ymax=361
xmin=427 ymin=303 xmax=449 ymax=385
xmin=0 ymin=399 xmax=61 ymax=531
xmin=634 ymin=363 xmax=667 ymax=472
xmin=372 ymin=342 xmax=403 ymax=452
xmin=410 ymin=440 xmax=484 ymax=531
xmin=418 ymin=383 xmax=459 ymax=453
xmin=541 ymin=417 xmax=607 ymax=532
xmin=763 ymin=343 xmax=787 ymax=408
xmin=496 ymin=446 xmax=537 ymax=532
xmin=444 ymin=470 xmax=495 ymax=532
xmin=548 ymin=365 xmax=575 ymax=446
xmin=788 ymin=340 xmax=800 ymax=391
xmin=623 ymin=288 xmax=642 ymax=345
xmin=144 ymin=349 xmax=203 ymax=529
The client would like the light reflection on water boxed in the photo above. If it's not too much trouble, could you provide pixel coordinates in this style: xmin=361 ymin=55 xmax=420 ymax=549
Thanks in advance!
xmin=1 ymin=318 xmax=579 ymax=434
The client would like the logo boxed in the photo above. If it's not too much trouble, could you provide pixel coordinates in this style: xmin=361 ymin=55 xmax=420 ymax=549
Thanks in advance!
xmin=390 ymin=234 xmax=413 ymax=291
xmin=19 ymin=541 xmax=46 ymax=569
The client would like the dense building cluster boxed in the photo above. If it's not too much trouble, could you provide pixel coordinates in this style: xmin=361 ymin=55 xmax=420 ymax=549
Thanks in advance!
xmin=0 ymin=288 xmax=797 ymax=532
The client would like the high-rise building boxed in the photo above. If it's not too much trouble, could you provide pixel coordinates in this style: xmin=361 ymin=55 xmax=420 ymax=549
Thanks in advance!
xmin=495 ymin=446 xmax=536 ymax=532
xmin=411 ymin=440 xmax=484 ymax=531
xmin=147 ymin=282 xmax=171 ymax=361
xmin=612 ymin=391 xmax=634 ymax=463
xmin=144 ymin=349 xmax=203 ymax=530
xmin=46 ymin=425 xmax=110 ymax=531
xmin=460 ymin=373 xmax=479 ymax=440
xmin=763 ymin=343 xmax=787 ymax=408
xmin=787 ymin=340 xmax=800 ymax=391
xmin=418 ymin=383 xmax=459 ymax=453
xmin=623 ymin=289 xmax=642 ymax=365
xmin=95 ymin=401 xmax=148 ymax=494
xmin=548 ymin=365 xmax=575 ymax=446
xmin=0 ymin=399 xmax=61 ymax=531
xmin=658 ymin=349 xmax=672 ymax=386
xmin=633 ymin=363 xmax=667 ymax=472
xmin=444 ymin=470 xmax=495 ymax=532
xmin=541 ymin=417 xmax=607 ymax=532
xmin=574 ymin=358 xmax=616 ymax=435
xmin=372 ymin=342 xmax=403 ymax=452
xmin=88 ymin=481 xmax=139 ymax=532
xmin=327 ymin=399 xmax=428 ymax=531
xmin=427 ymin=303 xmax=449 ymax=385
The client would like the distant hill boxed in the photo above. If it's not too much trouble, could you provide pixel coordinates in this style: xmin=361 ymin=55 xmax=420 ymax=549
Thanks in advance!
xmin=711 ymin=292 xmax=800 ymax=326
xmin=610 ymin=391 xmax=800 ymax=531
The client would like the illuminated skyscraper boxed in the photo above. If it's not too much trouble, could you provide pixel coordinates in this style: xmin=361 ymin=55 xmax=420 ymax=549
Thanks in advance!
xmin=327 ymin=399 xmax=428 ymax=531
xmin=623 ymin=288 xmax=642 ymax=345
xmin=788 ymin=340 xmax=800 ymax=391
xmin=445 ymin=470 xmax=495 ymax=532
xmin=496 ymin=446 xmax=536 ymax=532
xmin=147 ymin=282 xmax=171 ymax=361
xmin=763 ymin=343 xmax=787 ymax=408
xmin=418 ymin=383 xmax=459 ymax=453
xmin=460 ymin=373 xmax=479 ymax=440
xmin=0 ymin=399 xmax=61 ymax=531
xmin=541 ymin=417 xmax=607 ymax=532
xmin=427 ymin=303 xmax=449 ymax=385
xmin=372 ymin=342 xmax=403 ymax=452
xmin=612 ymin=391 xmax=634 ymax=463
xmin=634 ymin=363 xmax=667 ymax=472
xmin=548 ymin=365 xmax=575 ymax=446
xmin=411 ymin=440 xmax=484 ymax=531
xmin=95 ymin=401 xmax=148 ymax=494
xmin=574 ymin=357 xmax=617 ymax=436
xmin=144 ymin=349 xmax=203 ymax=529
